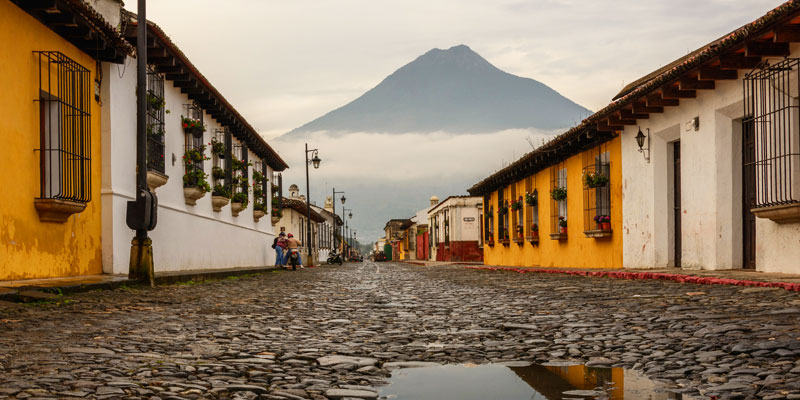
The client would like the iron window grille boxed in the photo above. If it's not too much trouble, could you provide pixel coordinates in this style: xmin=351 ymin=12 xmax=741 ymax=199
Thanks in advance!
xmin=232 ymin=144 xmax=249 ymax=200
xmin=146 ymin=66 xmax=165 ymax=173
xmin=497 ymin=187 xmax=509 ymax=241
xmin=582 ymin=144 xmax=612 ymax=233
xmin=550 ymin=164 xmax=567 ymax=235
xmin=525 ymin=176 xmax=539 ymax=241
xmin=743 ymin=58 xmax=800 ymax=208
xmin=183 ymin=103 xmax=203 ymax=147
xmin=444 ymin=209 xmax=450 ymax=245
xmin=211 ymin=129 xmax=226 ymax=189
xmin=34 ymin=51 xmax=91 ymax=203
xmin=483 ymin=194 xmax=493 ymax=244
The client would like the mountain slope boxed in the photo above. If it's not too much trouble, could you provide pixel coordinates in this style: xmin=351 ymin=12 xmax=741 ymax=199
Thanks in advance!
xmin=285 ymin=45 xmax=591 ymax=135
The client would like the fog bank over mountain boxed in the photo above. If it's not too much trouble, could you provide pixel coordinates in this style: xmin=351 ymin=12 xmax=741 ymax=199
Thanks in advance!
xmin=272 ymin=129 xmax=558 ymax=242
xmin=285 ymin=45 xmax=591 ymax=137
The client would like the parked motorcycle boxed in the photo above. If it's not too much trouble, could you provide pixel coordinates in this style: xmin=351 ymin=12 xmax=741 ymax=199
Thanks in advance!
xmin=327 ymin=251 xmax=343 ymax=265
xmin=288 ymin=248 xmax=300 ymax=270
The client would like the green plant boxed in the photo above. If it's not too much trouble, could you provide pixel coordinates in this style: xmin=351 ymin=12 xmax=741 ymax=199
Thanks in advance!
xmin=183 ymin=168 xmax=211 ymax=192
xmin=551 ymin=187 xmax=567 ymax=201
xmin=147 ymin=92 xmax=165 ymax=110
xmin=183 ymin=146 xmax=208 ymax=164
xmin=146 ymin=125 xmax=164 ymax=138
xmin=210 ymin=137 xmax=225 ymax=156
xmin=181 ymin=116 xmax=205 ymax=133
xmin=271 ymin=208 xmax=283 ymax=218
xmin=525 ymin=191 xmax=537 ymax=206
xmin=584 ymin=171 xmax=609 ymax=188
xmin=511 ymin=199 xmax=522 ymax=211
xmin=253 ymin=202 xmax=267 ymax=212
xmin=212 ymin=166 xmax=225 ymax=180
xmin=212 ymin=184 xmax=231 ymax=198
xmin=232 ymin=191 xmax=249 ymax=207
xmin=559 ymin=216 xmax=568 ymax=228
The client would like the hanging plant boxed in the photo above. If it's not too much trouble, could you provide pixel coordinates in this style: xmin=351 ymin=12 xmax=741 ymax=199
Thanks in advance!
xmin=511 ymin=200 xmax=523 ymax=211
xmin=182 ymin=146 xmax=208 ymax=165
xmin=147 ymin=92 xmax=165 ymax=110
xmin=212 ymin=166 xmax=225 ymax=180
xmin=584 ymin=171 xmax=609 ymax=188
xmin=210 ymin=137 xmax=225 ymax=157
xmin=181 ymin=116 xmax=205 ymax=137
xmin=551 ymin=187 xmax=567 ymax=201
xmin=525 ymin=191 xmax=537 ymax=206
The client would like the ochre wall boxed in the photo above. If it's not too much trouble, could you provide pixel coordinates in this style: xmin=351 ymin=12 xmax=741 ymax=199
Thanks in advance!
xmin=483 ymin=136 xmax=623 ymax=269
xmin=0 ymin=1 xmax=103 ymax=280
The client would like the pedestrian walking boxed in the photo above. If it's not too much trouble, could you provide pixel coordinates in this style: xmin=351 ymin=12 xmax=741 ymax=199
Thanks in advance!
xmin=273 ymin=232 xmax=287 ymax=267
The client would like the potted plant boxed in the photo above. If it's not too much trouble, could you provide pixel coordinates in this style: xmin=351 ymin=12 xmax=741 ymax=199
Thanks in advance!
xmin=584 ymin=171 xmax=609 ymax=188
xmin=497 ymin=205 xmax=507 ymax=216
xmin=516 ymin=224 xmax=524 ymax=239
xmin=601 ymin=215 xmax=611 ymax=230
xmin=253 ymin=202 xmax=266 ymax=222
xmin=551 ymin=187 xmax=567 ymax=201
xmin=271 ymin=207 xmax=283 ymax=225
xmin=525 ymin=191 xmax=537 ymax=206
xmin=531 ymin=223 xmax=539 ymax=237
xmin=210 ymin=137 xmax=225 ymax=158
xmin=559 ymin=216 xmax=568 ymax=234
xmin=182 ymin=168 xmax=211 ymax=206
xmin=211 ymin=184 xmax=231 ymax=212
xmin=511 ymin=199 xmax=522 ymax=211
xmin=231 ymin=191 xmax=249 ymax=217
xmin=212 ymin=166 xmax=225 ymax=180
xmin=181 ymin=116 xmax=205 ymax=138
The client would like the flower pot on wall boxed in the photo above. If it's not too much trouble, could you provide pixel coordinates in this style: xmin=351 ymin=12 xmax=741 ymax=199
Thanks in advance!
xmin=601 ymin=222 xmax=611 ymax=230
xmin=146 ymin=171 xmax=169 ymax=192
xmin=231 ymin=202 xmax=244 ymax=217
xmin=271 ymin=216 xmax=281 ymax=225
xmin=253 ymin=210 xmax=265 ymax=222
xmin=560 ymin=226 xmax=568 ymax=234
xmin=191 ymin=126 xmax=204 ymax=138
xmin=212 ymin=196 xmax=230 ymax=212
xmin=183 ymin=187 xmax=206 ymax=206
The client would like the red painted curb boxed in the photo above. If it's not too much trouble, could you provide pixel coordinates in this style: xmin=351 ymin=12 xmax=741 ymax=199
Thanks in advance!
xmin=464 ymin=266 xmax=800 ymax=292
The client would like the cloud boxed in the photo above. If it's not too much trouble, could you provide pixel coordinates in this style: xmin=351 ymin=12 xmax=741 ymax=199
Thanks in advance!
xmin=270 ymin=129 xmax=560 ymax=242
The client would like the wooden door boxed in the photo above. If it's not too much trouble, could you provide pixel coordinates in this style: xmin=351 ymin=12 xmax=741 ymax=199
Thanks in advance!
xmin=742 ymin=118 xmax=757 ymax=269
xmin=673 ymin=142 xmax=682 ymax=267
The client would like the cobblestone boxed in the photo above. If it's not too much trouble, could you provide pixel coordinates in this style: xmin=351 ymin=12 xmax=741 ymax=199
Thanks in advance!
xmin=0 ymin=262 xmax=799 ymax=398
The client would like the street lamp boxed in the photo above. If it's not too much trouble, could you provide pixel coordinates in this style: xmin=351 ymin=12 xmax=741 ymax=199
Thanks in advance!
xmin=343 ymin=208 xmax=352 ymax=260
xmin=305 ymin=143 xmax=320 ymax=266
xmin=333 ymin=188 xmax=345 ymax=253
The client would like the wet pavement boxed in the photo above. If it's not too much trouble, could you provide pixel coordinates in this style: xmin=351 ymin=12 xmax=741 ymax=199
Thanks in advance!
xmin=1 ymin=262 xmax=799 ymax=399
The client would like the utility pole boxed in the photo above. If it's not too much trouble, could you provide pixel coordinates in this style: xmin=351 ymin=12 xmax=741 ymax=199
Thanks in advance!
xmin=127 ymin=0 xmax=156 ymax=286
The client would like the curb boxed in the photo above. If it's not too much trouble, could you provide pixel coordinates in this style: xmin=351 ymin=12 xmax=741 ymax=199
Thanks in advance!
xmin=464 ymin=266 xmax=800 ymax=292
xmin=0 ymin=266 xmax=283 ymax=302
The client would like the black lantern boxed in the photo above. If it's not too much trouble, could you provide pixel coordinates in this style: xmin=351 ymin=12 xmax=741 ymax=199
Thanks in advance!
xmin=311 ymin=154 xmax=321 ymax=169
xmin=341 ymin=195 xmax=346 ymax=204
xmin=348 ymin=211 xmax=353 ymax=219
xmin=635 ymin=127 xmax=651 ymax=163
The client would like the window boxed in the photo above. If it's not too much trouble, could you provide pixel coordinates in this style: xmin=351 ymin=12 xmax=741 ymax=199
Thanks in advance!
xmin=146 ymin=66 xmax=166 ymax=173
xmin=525 ymin=176 xmax=539 ymax=241
xmin=498 ymin=188 xmax=509 ymax=242
xmin=550 ymin=164 xmax=567 ymax=236
xmin=35 ymin=51 xmax=91 ymax=203
xmin=483 ymin=194 xmax=493 ymax=244
xmin=444 ymin=209 xmax=450 ymax=245
xmin=583 ymin=144 xmax=611 ymax=234
xmin=743 ymin=58 xmax=800 ymax=209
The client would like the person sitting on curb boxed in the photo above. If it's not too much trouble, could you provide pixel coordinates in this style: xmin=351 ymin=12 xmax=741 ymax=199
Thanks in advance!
xmin=285 ymin=233 xmax=304 ymax=270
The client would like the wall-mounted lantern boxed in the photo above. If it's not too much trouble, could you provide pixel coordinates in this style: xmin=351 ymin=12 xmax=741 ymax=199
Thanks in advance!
xmin=635 ymin=127 xmax=651 ymax=163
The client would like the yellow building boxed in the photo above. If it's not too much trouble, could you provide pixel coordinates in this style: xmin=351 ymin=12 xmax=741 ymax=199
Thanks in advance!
xmin=0 ymin=0 xmax=131 ymax=280
xmin=468 ymin=131 xmax=622 ymax=269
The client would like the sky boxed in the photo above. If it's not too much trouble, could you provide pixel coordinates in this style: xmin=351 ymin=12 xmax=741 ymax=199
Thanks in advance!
xmin=127 ymin=0 xmax=780 ymax=139
xmin=126 ymin=0 xmax=783 ymax=243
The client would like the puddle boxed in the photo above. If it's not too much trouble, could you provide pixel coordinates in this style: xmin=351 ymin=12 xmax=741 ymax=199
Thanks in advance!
xmin=380 ymin=363 xmax=686 ymax=399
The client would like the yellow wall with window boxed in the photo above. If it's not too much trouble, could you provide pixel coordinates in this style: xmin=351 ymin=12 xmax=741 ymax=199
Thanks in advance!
xmin=482 ymin=137 xmax=622 ymax=269
xmin=0 ymin=1 xmax=104 ymax=280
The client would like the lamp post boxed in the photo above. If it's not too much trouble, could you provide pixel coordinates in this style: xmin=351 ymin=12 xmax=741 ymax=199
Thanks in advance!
xmin=305 ymin=143 xmax=321 ymax=266
xmin=353 ymin=231 xmax=357 ymax=257
xmin=343 ymin=208 xmax=352 ymax=260
xmin=333 ymin=189 xmax=345 ymax=253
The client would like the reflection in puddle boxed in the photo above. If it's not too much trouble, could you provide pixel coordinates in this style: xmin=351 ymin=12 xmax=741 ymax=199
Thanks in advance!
xmin=380 ymin=363 xmax=685 ymax=399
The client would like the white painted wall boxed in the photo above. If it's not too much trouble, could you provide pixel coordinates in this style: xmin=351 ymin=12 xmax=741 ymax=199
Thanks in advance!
xmin=428 ymin=197 xmax=482 ymax=243
xmin=102 ymin=58 xmax=276 ymax=275
xmin=621 ymin=51 xmax=800 ymax=273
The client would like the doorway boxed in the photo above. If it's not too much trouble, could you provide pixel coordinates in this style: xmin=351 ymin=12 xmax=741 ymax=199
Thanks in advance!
xmin=742 ymin=118 xmax=757 ymax=269
xmin=673 ymin=141 xmax=682 ymax=268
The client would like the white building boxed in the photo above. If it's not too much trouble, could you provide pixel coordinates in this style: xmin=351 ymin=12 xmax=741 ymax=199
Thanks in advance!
xmin=273 ymin=186 xmax=325 ymax=266
xmin=311 ymin=196 xmax=343 ymax=263
xmin=101 ymin=13 xmax=288 ymax=274
xmin=611 ymin=4 xmax=800 ymax=274
xmin=427 ymin=196 xmax=483 ymax=262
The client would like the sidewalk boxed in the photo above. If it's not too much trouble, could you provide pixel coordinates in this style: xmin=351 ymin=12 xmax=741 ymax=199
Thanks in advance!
xmin=403 ymin=261 xmax=800 ymax=291
xmin=0 ymin=265 xmax=282 ymax=302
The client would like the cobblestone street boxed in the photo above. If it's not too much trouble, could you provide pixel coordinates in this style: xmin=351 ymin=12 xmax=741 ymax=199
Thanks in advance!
xmin=2 ymin=262 xmax=800 ymax=399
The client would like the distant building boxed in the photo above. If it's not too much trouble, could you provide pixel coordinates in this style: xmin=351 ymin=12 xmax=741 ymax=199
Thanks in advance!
xmin=428 ymin=196 xmax=483 ymax=262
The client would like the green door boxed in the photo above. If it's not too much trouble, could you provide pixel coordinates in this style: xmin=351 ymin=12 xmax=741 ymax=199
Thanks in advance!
xmin=384 ymin=244 xmax=392 ymax=261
